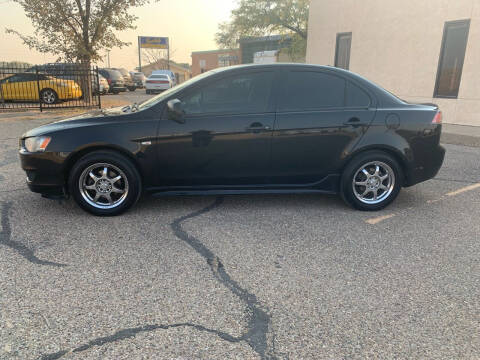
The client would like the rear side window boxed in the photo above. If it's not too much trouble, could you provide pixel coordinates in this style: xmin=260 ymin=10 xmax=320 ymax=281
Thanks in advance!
xmin=346 ymin=81 xmax=371 ymax=108
xmin=279 ymin=71 xmax=345 ymax=111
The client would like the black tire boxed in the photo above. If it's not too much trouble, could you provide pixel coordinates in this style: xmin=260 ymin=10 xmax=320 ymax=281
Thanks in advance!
xmin=340 ymin=150 xmax=403 ymax=211
xmin=128 ymin=86 xmax=136 ymax=92
xmin=68 ymin=150 xmax=142 ymax=216
xmin=146 ymin=89 xmax=151 ymax=94
xmin=40 ymin=88 xmax=59 ymax=104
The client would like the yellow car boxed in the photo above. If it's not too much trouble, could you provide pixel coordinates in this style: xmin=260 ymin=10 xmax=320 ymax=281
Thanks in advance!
xmin=0 ymin=73 xmax=82 ymax=104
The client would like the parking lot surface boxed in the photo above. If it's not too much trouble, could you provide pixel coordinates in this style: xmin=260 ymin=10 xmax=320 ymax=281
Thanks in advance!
xmin=0 ymin=114 xmax=479 ymax=359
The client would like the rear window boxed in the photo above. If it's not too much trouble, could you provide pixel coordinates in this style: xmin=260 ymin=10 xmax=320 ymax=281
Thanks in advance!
xmin=279 ymin=71 xmax=345 ymax=111
xmin=150 ymin=75 xmax=169 ymax=79
xmin=104 ymin=70 xmax=122 ymax=80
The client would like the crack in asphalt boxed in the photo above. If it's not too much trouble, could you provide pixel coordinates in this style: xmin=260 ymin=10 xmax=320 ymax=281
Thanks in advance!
xmin=0 ymin=202 xmax=67 ymax=267
xmin=40 ymin=322 xmax=242 ymax=360
xmin=39 ymin=197 xmax=280 ymax=360
xmin=171 ymin=197 xmax=278 ymax=359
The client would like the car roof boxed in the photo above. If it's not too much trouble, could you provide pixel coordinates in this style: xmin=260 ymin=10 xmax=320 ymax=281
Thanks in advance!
xmin=210 ymin=63 xmax=404 ymax=106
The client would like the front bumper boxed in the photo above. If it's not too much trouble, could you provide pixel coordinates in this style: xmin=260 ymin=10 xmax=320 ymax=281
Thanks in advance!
xmin=20 ymin=149 xmax=68 ymax=195
xmin=405 ymin=145 xmax=446 ymax=187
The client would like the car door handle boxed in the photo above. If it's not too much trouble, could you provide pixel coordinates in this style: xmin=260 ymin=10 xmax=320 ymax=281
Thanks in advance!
xmin=344 ymin=117 xmax=366 ymax=126
xmin=246 ymin=122 xmax=271 ymax=132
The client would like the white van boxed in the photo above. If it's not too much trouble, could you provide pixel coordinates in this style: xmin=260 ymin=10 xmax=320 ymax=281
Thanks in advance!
xmin=151 ymin=70 xmax=176 ymax=85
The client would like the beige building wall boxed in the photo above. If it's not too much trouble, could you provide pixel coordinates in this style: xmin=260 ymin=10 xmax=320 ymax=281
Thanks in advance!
xmin=307 ymin=0 xmax=480 ymax=126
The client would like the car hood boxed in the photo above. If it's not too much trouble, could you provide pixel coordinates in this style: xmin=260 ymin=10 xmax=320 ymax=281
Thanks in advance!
xmin=22 ymin=106 xmax=132 ymax=138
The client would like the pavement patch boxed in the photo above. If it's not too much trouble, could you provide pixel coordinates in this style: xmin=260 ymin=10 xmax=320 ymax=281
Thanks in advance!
xmin=365 ymin=213 xmax=396 ymax=225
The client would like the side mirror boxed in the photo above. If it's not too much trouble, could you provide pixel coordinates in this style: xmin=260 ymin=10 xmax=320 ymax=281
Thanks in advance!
xmin=167 ymin=98 xmax=185 ymax=124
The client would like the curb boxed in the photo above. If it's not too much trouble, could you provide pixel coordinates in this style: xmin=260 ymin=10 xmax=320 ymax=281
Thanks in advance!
xmin=441 ymin=132 xmax=480 ymax=148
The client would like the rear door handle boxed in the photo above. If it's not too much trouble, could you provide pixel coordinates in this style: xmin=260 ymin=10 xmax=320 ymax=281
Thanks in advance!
xmin=344 ymin=117 xmax=366 ymax=126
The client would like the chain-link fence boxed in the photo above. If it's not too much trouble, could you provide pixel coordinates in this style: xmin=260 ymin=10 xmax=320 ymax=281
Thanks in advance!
xmin=0 ymin=63 xmax=101 ymax=111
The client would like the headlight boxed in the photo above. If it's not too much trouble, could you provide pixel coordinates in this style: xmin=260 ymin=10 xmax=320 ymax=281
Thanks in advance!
xmin=24 ymin=136 xmax=51 ymax=152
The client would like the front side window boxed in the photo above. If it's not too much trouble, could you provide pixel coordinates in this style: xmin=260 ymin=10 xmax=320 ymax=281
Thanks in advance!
xmin=279 ymin=71 xmax=346 ymax=111
xmin=180 ymin=71 xmax=274 ymax=115
xmin=434 ymin=19 xmax=470 ymax=98
xmin=335 ymin=32 xmax=352 ymax=70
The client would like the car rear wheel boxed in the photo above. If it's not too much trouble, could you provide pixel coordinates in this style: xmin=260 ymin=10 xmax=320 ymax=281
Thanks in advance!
xmin=40 ymin=88 xmax=58 ymax=104
xmin=68 ymin=151 xmax=142 ymax=216
xmin=340 ymin=151 xmax=403 ymax=211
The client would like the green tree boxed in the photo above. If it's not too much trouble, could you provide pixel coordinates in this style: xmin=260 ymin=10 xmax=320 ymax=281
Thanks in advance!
xmin=215 ymin=0 xmax=309 ymax=60
xmin=6 ymin=0 xmax=154 ymax=66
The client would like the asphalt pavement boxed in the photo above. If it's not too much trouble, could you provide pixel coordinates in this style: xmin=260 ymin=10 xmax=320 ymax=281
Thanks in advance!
xmin=0 ymin=113 xmax=479 ymax=359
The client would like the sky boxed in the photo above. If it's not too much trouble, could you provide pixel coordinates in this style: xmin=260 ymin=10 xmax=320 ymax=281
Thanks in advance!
xmin=0 ymin=0 xmax=237 ymax=70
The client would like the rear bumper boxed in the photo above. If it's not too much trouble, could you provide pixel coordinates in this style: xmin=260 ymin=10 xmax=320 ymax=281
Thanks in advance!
xmin=405 ymin=145 xmax=446 ymax=187
xmin=110 ymin=86 xmax=127 ymax=92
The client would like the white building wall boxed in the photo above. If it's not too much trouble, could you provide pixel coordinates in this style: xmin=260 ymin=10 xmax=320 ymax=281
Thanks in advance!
xmin=307 ymin=0 xmax=480 ymax=126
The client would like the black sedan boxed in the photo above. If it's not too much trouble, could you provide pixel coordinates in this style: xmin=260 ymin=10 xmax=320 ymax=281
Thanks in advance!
xmin=19 ymin=64 xmax=445 ymax=216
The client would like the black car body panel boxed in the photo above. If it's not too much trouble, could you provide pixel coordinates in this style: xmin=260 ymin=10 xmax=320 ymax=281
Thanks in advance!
xmin=19 ymin=64 xmax=445 ymax=200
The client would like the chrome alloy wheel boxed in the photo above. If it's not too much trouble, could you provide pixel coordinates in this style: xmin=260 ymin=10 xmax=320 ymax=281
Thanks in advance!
xmin=79 ymin=163 xmax=129 ymax=209
xmin=41 ymin=89 xmax=57 ymax=104
xmin=352 ymin=161 xmax=395 ymax=204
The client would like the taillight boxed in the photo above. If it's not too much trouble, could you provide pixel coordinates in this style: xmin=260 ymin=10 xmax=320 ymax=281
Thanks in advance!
xmin=432 ymin=111 xmax=442 ymax=124
xmin=107 ymin=79 xmax=112 ymax=85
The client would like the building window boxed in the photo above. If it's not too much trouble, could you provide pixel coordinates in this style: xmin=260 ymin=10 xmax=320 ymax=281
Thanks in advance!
xmin=434 ymin=20 xmax=470 ymax=98
xmin=199 ymin=59 xmax=206 ymax=72
xmin=334 ymin=32 xmax=352 ymax=70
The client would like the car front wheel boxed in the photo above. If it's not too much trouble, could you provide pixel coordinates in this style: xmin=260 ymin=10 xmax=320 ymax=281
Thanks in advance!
xmin=340 ymin=151 xmax=403 ymax=211
xmin=68 ymin=151 xmax=142 ymax=216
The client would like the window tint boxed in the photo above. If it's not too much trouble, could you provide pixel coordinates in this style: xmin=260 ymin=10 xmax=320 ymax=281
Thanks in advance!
xmin=180 ymin=71 xmax=274 ymax=115
xmin=434 ymin=20 xmax=470 ymax=98
xmin=7 ymin=73 xmax=37 ymax=82
xmin=346 ymin=81 xmax=370 ymax=108
xmin=335 ymin=32 xmax=352 ymax=70
xmin=279 ymin=71 xmax=345 ymax=111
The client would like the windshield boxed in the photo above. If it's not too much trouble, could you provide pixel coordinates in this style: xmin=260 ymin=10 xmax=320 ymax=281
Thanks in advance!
xmin=138 ymin=70 xmax=216 ymax=110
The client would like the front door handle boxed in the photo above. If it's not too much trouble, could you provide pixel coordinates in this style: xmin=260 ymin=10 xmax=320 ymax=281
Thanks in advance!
xmin=246 ymin=122 xmax=271 ymax=132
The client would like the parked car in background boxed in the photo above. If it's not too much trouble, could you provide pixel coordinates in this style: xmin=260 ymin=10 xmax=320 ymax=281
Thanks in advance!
xmin=19 ymin=64 xmax=445 ymax=216
xmin=0 ymin=72 xmax=82 ymax=104
xmin=151 ymin=70 xmax=176 ymax=85
xmin=112 ymin=68 xmax=136 ymax=91
xmin=98 ymin=68 xmax=126 ymax=94
xmin=98 ymin=74 xmax=109 ymax=94
xmin=92 ymin=74 xmax=109 ymax=95
xmin=130 ymin=72 xmax=146 ymax=88
xmin=145 ymin=74 xmax=173 ymax=94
